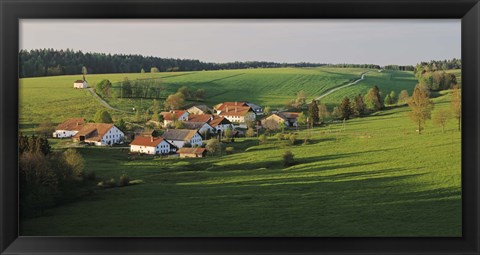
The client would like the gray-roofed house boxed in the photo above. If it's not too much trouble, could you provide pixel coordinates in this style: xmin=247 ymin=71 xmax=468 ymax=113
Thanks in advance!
xmin=161 ymin=129 xmax=203 ymax=148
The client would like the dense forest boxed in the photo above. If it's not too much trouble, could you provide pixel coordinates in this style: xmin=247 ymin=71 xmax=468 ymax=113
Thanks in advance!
xmin=19 ymin=49 xmax=329 ymax=78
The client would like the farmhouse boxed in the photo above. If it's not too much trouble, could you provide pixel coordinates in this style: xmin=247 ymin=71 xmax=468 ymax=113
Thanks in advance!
xmin=208 ymin=116 xmax=234 ymax=134
xmin=261 ymin=112 xmax=300 ymax=128
xmin=160 ymin=110 xmax=189 ymax=127
xmin=213 ymin=101 xmax=249 ymax=114
xmin=73 ymin=75 xmax=88 ymax=89
xmin=217 ymin=106 xmax=255 ymax=124
xmin=182 ymin=122 xmax=214 ymax=137
xmin=130 ymin=136 xmax=175 ymax=155
xmin=72 ymin=123 xmax=125 ymax=146
xmin=186 ymin=105 xmax=213 ymax=115
xmin=52 ymin=118 xmax=85 ymax=138
xmin=162 ymin=129 xmax=203 ymax=148
xmin=177 ymin=147 xmax=207 ymax=158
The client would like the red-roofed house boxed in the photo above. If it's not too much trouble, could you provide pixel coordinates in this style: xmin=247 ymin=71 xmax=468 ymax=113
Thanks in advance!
xmin=53 ymin=118 xmax=86 ymax=138
xmin=208 ymin=116 xmax=234 ymax=133
xmin=160 ymin=110 xmax=189 ymax=127
xmin=217 ymin=105 xmax=255 ymax=124
xmin=130 ymin=136 xmax=175 ymax=155
xmin=73 ymin=75 xmax=88 ymax=89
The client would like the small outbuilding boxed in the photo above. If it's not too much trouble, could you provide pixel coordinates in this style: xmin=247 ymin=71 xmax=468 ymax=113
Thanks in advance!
xmin=177 ymin=147 xmax=207 ymax=158
xmin=74 ymin=75 xmax=88 ymax=89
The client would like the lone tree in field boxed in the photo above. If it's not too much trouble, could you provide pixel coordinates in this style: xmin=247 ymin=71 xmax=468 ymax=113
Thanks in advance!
xmin=94 ymin=110 xmax=113 ymax=123
xmin=451 ymin=85 xmax=461 ymax=131
xmin=283 ymin=150 xmax=295 ymax=167
xmin=339 ymin=97 xmax=353 ymax=120
xmin=407 ymin=85 xmax=434 ymax=134
xmin=151 ymin=67 xmax=159 ymax=73
xmin=433 ymin=109 xmax=451 ymax=133
xmin=81 ymin=66 xmax=88 ymax=76
xmin=364 ymin=85 xmax=384 ymax=111
xmin=318 ymin=103 xmax=330 ymax=122
xmin=398 ymin=90 xmax=410 ymax=105
xmin=352 ymin=94 xmax=366 ymax=116
xmin=164 ymin=92 xmax=185 ymax=110
xmin=140 ymin=68 xmax=145 ymax=74
xmin=308 ymin=99 xmax=320 ymax=127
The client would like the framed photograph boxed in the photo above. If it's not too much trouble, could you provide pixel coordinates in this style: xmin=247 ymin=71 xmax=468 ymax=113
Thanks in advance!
xmin=1 ymin=0 xmax=479 ymax=254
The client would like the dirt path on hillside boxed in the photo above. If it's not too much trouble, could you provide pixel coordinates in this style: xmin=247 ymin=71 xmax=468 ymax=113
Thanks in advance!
xmin=87 ymin=88 xmax=131 ymax=113
xmin=315 ymin=70 xmax=372 ymax=101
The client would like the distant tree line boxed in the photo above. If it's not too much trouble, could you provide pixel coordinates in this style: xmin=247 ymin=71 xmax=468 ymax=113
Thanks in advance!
xmin=414 ymin=58 xmax=461 ymax=73
xmin=19 ymin=49 xmax=329 ymax=78
xmin=325 ymin=63 xmax=381 ymax=69
xmin=383 ymin=65 xmax=415 ymax=71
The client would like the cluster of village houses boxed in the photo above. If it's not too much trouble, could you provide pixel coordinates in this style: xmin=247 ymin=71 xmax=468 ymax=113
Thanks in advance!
xmin=63 ymin=78 xmax=300 ymax=158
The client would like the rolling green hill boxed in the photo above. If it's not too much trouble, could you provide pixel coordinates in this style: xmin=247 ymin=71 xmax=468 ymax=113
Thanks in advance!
xmin=19 ymin=67 xmax=461 ymax=237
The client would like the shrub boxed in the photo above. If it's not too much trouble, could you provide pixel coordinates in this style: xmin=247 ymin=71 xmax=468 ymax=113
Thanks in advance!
xmin=246 ymin=128 xmax=255 ymax=137
xmin=288 ymin=133 xmax=297 ymax=145
xmin=258 ymin=134 xmax=267 ymax=144
xmin=119 ymin=174 xmax=130 ymax=187
xmin=283 ymin=150 xmax=295 ymax=167
xmin=225 ymin=147 xmax=234 ymax=154
xmin=275 ymin=133 xmax=284 ymax=141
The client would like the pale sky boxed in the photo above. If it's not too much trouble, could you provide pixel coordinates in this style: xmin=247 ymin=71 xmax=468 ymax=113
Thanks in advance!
xmin=19 ymin=19 xmax=461 ymax=66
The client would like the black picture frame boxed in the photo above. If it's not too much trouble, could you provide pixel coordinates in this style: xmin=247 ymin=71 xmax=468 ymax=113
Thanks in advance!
xmin=1 ymin=0 xmax=479 ymax=254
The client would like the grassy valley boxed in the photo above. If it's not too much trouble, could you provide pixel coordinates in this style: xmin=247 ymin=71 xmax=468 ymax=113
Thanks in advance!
xmin=19 ymin=67 xmax=461 ymax=237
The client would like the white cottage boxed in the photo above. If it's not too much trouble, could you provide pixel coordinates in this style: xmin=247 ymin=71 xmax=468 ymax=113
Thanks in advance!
xmin=53 ymin=118 xmax=86 ymax=138
xmin=162 ymin=129 xmax=203 ymax=148
xmin=73 ymin=123 xmax=124 ymax=146
xmin=130 ymin=136 xmax=174 ymax=155
xmin=74 ymin=76 xmax=88 ymax=89
xmin=160 ymin=110 xmax=189 ymax=127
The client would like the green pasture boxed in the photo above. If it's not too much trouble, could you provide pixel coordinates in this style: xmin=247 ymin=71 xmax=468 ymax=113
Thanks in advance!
xmin=19 ymin=67 xmax=367 ymax=129
xmin=320 ymin=70 xmax=418 ymax=107
xmin=20 ymin=90 xmax=461 ymax=237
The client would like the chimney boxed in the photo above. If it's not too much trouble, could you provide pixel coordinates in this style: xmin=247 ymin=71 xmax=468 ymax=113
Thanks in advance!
xmin=151 ymin=136 xmax=154 ymax=142
xmin=226 ymin=106 xmax=229 ymax=112
xmin=77 ymin=122 xmax=80 ymax=126
xmin=235 ymin=101 xmax=237 ymax=106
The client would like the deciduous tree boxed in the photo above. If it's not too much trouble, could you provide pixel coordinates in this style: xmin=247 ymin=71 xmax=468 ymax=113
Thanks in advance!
xmin=408 ymin=85 xmax=434 ymax=134
xmin=433 ymin=109 xmax=451 ymax=133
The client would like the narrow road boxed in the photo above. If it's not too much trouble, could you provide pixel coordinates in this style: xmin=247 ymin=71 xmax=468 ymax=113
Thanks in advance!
xmin=86 ymin=88 xmax=131 ymax=113
xmin=315 ymin=71 xmax=372 ymax=101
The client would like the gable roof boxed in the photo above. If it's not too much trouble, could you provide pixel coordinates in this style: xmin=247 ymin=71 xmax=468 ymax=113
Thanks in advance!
xmin=162 ymin=129 xmax=199 ymax=141
xmin=187 ymin=114 xmax=213 ymax=123
xmin=182 ymin=122 xmax=211 ymax=130
xmin=160 ymin=110 xmax=187 ymax=121
xmin=208 ymin=116 xmax=231 ymax=127
xmin=214 ymin=102 xmax=248 ymax=111
xmin=130 ymin=136 xmax=166 ymax=147
xmin=73 ymin=123 xmax=115 ymax=142
xmin=279 ymin=112 xmax=300 ymax=119
xmin=56 ymin=118 xmax=85 ymax=131
xmin=177 ymin=147 xmax=206 ymax=155
xmin=74 ymin=80 xmax=85 ymax=83
xmin=218 ymin=106 xmax=253 ymax=117
xmin=187 ymin=105 xmax=212 ymax=113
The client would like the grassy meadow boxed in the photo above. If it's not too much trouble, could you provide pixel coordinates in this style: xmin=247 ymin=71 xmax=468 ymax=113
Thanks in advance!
xmin=19 ymin=68 xmax=462 ymax=237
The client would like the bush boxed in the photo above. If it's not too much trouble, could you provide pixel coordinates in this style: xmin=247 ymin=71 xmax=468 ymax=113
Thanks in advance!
xmin=275 ymin=133 xmax=284 ymax=141
xmin=119 ymin=174 xmax=130 ymax=187
xmin=288 ymin=133 xmax=297 ymax=145
xmin=225 ymin=147 xmax=234 ymax=154
xmin=283 ymin=150 xmax=295 ymax=167
xmin=258 ymin=134 xmax=267 ymax=144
